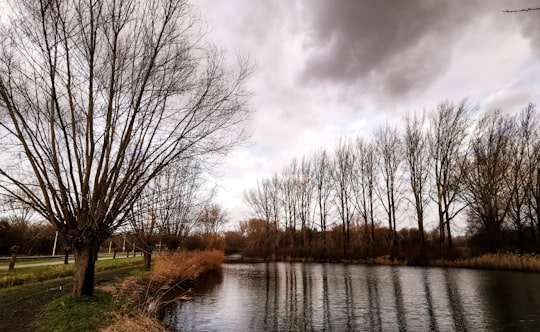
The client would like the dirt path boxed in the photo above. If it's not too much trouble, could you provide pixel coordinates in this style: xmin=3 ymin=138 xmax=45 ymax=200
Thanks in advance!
xmin=0 ymin=266 xmax=139 ymax=332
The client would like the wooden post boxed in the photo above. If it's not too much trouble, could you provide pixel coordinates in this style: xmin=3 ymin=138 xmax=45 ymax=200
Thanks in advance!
xmin=8 ymin=245 xmax=19 ymax=271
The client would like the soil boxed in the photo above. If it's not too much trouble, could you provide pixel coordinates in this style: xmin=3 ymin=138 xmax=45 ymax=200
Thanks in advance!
xmin=0 ymin=266 xmax=139 ymax=332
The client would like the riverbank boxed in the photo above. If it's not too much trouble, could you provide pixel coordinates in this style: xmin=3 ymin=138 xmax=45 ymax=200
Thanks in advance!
xmin=238 ymin=252 xmax=540 ymax=272
xmin=0 ymin=251 xmax=224 ymax=331
xmin=0 ymin=265 xmax=144 ymax=332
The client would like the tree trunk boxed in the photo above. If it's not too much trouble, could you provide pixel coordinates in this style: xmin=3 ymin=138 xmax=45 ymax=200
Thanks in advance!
xmin=143 ymin=251 xmax=152 ymax=269
xmin=445 ymin=215 xmax=453 ymax=249
xmin=72 ymin=243 xmax=98 ymax=298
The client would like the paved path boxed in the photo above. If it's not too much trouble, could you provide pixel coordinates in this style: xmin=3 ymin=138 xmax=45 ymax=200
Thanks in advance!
xmin=0 ymin=255 xmax=133 ymax=270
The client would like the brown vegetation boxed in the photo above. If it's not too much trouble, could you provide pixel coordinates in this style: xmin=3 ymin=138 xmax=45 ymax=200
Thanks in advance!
xmin=101 ymin=313 xmax=168 ymax=332
xmin=150 ymin=250 xmax=223 ymax=282
xmin=431 ymin=253 xmax=540 ymax=272
xmin=108 ymin=250 xmax=224 ymax=328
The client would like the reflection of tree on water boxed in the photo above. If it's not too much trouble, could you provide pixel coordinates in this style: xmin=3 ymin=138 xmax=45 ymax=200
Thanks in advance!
xmin=322 ymin=264 xmax=331 ymax=330
xmin=367 ymin=268 xmax=382 ymax=331
xmin=263 ymin=263 xmax=279 ymax=331
xmin=391 ymin=267 xmax=407 ymax=332
xmin=444 ymin=270 xmax=467 ymax=331
xmin=344 ymin=268 xmax=356 ymax=331
xmin=285 ymin=264 xmax=299 ymax=330
xmin=422 ymin=269 xmax=438 ymax=331
xmin=300 ymin=264 xmax=314 ymax=331
xmin=164 ymin=264 xmax=540 ymax=331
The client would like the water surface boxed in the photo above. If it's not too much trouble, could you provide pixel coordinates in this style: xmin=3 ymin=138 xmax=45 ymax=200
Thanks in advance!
xmin=162 ymin=262 xmax=540 ymax=331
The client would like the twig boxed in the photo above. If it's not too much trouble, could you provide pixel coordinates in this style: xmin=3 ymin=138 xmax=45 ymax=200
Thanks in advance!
xmin=503 ymin=7 xmax=540 ymax=13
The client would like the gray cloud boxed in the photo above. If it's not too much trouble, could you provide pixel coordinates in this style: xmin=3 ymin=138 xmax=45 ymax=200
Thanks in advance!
xmin=516 ymin=8 xmax=540 ymax=57
xmin=299 ymin=0 xmax=488 ymax=97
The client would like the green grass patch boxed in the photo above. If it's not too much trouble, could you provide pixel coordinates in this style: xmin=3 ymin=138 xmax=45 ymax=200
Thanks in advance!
xmin=0 ymin=257 xmax=144 ymax=288
xmin=0 ymin=258 xmax=65 ymax=266
xmin=35 ymin=292 xmax=125 ymax=332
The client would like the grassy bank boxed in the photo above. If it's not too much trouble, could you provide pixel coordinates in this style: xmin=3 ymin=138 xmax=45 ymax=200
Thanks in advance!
xmin=0 ymin=251 xmax=223 ymax=331
xmin=0 ymin=265 xmax=144 ymax=332
xmin=0 ymin=256 xmax=144 ymax=288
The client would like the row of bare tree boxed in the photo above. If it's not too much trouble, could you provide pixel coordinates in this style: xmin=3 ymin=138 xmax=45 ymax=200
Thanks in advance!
xmin=245 ymin=101 xmax=540 ymax=259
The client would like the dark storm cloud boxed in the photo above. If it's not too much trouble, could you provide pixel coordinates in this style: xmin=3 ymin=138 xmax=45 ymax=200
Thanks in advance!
xmin=299 ymin=0 xmax=485 ymax=96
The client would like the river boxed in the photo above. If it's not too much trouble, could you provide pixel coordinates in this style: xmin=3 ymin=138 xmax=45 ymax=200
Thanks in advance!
xmin=162 ymin=262 xmax=540 ymax=331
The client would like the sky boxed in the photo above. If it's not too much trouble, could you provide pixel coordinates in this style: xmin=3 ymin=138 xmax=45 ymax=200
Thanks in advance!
xmin=195 ymin=0 xmax=540 ymax=228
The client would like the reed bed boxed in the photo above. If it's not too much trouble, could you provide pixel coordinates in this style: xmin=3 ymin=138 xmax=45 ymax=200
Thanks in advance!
xmin=100 ymin=312 xmax=168 ymax=332
xmin=431 ymin=253 xmax=540 ymax=272
xmin=151 ymin=250 xmax=224 ymax=283
xmin=117 ymin=250 xmax=224 ymax=318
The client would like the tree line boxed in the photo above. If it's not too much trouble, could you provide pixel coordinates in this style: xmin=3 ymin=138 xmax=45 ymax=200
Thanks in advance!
xmin=242 ymin=101 xmax=540 ymax=261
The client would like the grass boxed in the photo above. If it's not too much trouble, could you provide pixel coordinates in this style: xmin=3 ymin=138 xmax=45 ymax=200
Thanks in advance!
xmin=35 ymin=292 xmax=124 ymax=332
xmin=0 ymin=256 xmax=144 ymax=288
xmin=431 ymin=253 xmax=540 ymax=272
xmin=0 ymin=258 xmax=65 ymax=266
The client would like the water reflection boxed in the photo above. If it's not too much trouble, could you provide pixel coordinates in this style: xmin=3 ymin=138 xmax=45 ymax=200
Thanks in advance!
xmin=162 ymin=263 xmax=540 ymax=331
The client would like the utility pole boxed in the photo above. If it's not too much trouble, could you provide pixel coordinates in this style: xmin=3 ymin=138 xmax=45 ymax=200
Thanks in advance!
xmin=52 ymin=231 xmax=58 ymax=256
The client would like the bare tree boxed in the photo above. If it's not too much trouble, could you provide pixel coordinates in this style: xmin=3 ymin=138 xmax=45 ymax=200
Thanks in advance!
xmin=281 ymin=159 xmax=299 ymax=254
xmin=521 ymin=104 xmax=540 ymax=244
xmin=198 ymin=202 xmax=227 ymax=248
xmin=332 ymin=138 xmax=355 ymax=257
xmin=350 ymin=137 xmax=377 ymax=245
xmin=375 ymin=124 xmax=402 ymax=245
xmin=244 ymin=175 xmax=279 ymax=256
xmin=129 ymin=160 xmax=206 ymax=268
xmin=428 ymin=101 xmax=472 ymax=250
xmin=0 ymin=0 xmax=250 ymax=297
xmin=508 ymin=104 xmax=537 ymax=250
xmin=463 ymin=110 xmax=515 ymax=248
xmin=244 ymin=179 xmax=273 ymax=223
xmin=404 ymin=111 xmax=430 ymax=247
xmin=297 ymin=155 xmax=314 ymax=253
xmin=312 ymin=149 xmax=332 ymax=257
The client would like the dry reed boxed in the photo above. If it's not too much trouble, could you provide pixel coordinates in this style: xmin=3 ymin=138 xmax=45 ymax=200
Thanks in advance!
xmin=116 ymin=250 xmax=224 ymax=318
xmin=151 ymin=250 xmax=224 ymax=283
xmin=431 ymin=253 xmax=540 ymax=272
xmin=99 ymin=251 xmax=224 ymax=331
xmin=100 ymin=312 xmax=168 ymax=332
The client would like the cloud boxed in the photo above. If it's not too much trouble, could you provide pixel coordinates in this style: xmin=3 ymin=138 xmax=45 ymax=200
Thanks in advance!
xmin=299 ymin=0 xmax=489 ymax=97
xmin=515 ymin=7 xmax=540 ymax=57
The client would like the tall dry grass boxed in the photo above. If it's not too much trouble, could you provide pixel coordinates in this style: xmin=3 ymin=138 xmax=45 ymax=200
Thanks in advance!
xmin=151 ymin=250 xmax=224 ymax=283
xmin=117 ymin=250 xmax=224 ymax=318
xmin=100 ymin=312 xmax=168 ymax=332
xmin=431 ymin=253 xmax=540 ymax=272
